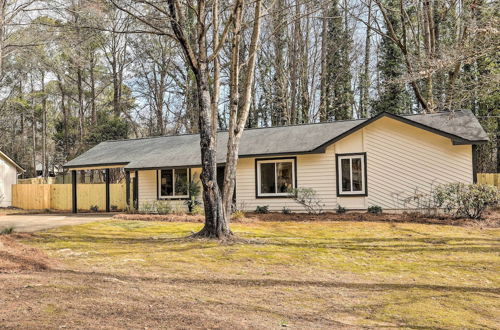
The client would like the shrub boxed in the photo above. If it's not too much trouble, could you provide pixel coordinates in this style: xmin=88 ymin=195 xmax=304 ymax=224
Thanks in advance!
xmin=191 ymin=204 xmax=204 ymax=216
xmin=336 ymin=205 xmax=346 ymax=214
xmin=90 ymin=205 xmax=99 ymax=212
xmin=140 ymin=202 xmax=154 ymax=214
xmin=255 ymin=205 xmax=269 ymax=214
xmin=110 ymin=205 xmax=118 ymax=212
xmin=173 ymin=204 xmax=185 ymax=215
xmin=126 ymin=206 xmax=137 ymax=214
xmin=184 ymin=179 xmax=202 ymax=212
xmin=434 ymin=183 xmax=500 ymax=219
xmin=155 ymin=201 xmax=172 ymax=215
xmin=282 ymin=207 xmax=292 ymax=214
xmin=232 ymin=210 xmax=246 ymax=220
xmin=0 ymin=226 xmax=14 ymax=235
xmin=288 ymin=188 xmax=325 ymax=214
xmin=368 ymin=205 xmax=383 ymax=214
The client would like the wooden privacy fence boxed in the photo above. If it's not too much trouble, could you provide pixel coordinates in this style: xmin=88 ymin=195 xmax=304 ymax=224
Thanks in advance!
xmin=477 ymin=173 xmax=500 ymax=188
xmin=12 ymin=184 xmax=128 ymax=211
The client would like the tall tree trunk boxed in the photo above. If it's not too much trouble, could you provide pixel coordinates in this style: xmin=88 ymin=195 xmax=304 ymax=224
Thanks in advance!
xmin=90 ymin=53 xmax=97 ymax=125
xmin=57 ymin=75 xmax=69 ymax=159
xmin=41 ymin=71 xmax=47 ymax=180
xmin=166 ymin=0 xmax=229 ymax=238
xmin=319 ymin=3 xmax=329 ymax=122
xmin=222 ymin=0 xmax=262 ymax=219
xmin=77 ymin=67 xmax=85 ymax=144
xmin=360 ymin=0 xmax=372 ymax=118
xmin=0 ymin=0 xmax=5 ymax=79
xmin=30 ymin=75 xmax=36 ymax=177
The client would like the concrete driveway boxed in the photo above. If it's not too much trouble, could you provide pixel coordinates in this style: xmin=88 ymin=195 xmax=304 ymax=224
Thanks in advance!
xmin=0 ymin=214 xmax=110 ymax=233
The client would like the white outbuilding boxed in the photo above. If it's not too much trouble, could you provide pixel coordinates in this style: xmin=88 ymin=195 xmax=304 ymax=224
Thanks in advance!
xmin=0 ymin=150 xmax=24 ymax=207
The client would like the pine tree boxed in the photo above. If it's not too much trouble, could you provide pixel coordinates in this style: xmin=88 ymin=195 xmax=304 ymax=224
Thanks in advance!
xmin=320 ymin=0 xmax=353 ymax=121
xmin=372 ymin=0 xmax=410 ymax=115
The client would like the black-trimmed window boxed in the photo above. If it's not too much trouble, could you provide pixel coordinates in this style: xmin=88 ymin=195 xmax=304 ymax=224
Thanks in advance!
xmin=336 ymin=153 xmax=367 ymax=196
xmin=158 ymin=169 xmax=188 ymax=198
xmin=256 ymin=158 xmax=296 ymax=197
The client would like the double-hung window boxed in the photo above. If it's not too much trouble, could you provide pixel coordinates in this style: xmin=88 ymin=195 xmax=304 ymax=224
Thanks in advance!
xmin=256 ymin=158 xmax=295 ymax=197
xmin=158 ymin=168 xmax=189 ymax=198
xmin=336 ymin=153 xmax=367 ymax=196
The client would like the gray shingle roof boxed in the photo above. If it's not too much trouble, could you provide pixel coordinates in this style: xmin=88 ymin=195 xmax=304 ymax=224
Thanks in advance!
xmin=64 ymin=110 xmax=488 ymax=170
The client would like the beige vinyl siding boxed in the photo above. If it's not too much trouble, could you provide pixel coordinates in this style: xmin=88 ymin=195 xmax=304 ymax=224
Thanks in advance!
xmin=137 ymin=168 xmax=203 ymax=212
xmin=236 ymin=151 xmax=337 ymax=212
xmin=136 ymin=116 xmax=473 ymax=213
xmin=364 ymin=117 xmax=472 ymax=210
xmin=236 ymin=116 xmax=473 ymax=212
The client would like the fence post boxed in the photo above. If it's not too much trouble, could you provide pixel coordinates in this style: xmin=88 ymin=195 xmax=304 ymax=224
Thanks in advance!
xmin=72 ymin=170 xmax=77 ymax=213
xmin=125 ymin=170 xmax=130 ymax=207
xmin=105 ymin=168 xmax=110 ymax=212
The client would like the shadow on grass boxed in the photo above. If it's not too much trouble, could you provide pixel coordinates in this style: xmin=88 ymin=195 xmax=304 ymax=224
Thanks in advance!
xmin=47 ymin=268 xmax=500 ymax=294
xmin=35 ymin=233 xmax=500 ymax=254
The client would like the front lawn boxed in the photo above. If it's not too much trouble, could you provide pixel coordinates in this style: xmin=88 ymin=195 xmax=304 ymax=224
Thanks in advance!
xmin=1 ymin=220 xmax=499 ymax=328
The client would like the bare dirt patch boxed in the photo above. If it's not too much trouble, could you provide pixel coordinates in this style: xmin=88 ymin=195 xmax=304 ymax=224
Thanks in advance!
xmin=0 ymin=234 xmax=54 ymax=272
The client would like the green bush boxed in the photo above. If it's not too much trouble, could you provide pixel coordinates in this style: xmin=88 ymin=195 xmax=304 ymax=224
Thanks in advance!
xmin=282 ymin=207 xmax=292 ymax=214
xmin=184 ymin=179 xmax=202 ymax=212
xmin=155 ymin=201 xmax=172 ymax=215
xmin=255 ymin=205 xmax=269 ymax=214
xmin=0 ymin=226 xmax=14 ymax=235
xmin=110 ymin=205 xmax=118 ymax=212
xmin=191 ymin=204 xmax=204 ymax=216
xmin=367 ymin=205 xmax=383 ymax=214
xmin=90 ymin=205 xmax=99 ymax=212
xmin=140 ymin=202 xmax=154 ymax=214
xmin=434 ymin=183 xmax=500 ymax=219
xmin=336 ymin=205 xmax=346 ymax=214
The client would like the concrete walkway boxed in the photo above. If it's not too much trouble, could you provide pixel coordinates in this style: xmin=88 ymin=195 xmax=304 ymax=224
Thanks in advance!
xmin=0 ymin=214 xmax=110 ymax=233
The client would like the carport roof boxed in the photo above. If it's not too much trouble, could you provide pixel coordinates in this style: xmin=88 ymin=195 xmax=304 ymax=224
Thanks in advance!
xmin=63 ymin=110 xmax=488 ymax=170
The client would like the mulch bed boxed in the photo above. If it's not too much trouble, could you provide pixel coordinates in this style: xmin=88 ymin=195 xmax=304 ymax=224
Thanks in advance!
xmin=113 ymin=210 xmax=500 ymax=228
xmin=113 ymin=213 xmax=206 ymax=223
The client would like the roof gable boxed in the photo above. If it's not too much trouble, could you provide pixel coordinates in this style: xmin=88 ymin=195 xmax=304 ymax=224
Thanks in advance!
xmin=313 ymin=110 xmax=488 ymax=152
xmin=0 ymin=150 xmax=24 ymax=172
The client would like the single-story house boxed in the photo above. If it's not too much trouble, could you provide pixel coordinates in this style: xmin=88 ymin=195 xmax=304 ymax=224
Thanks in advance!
xmin=0 ymin=150 xmax=24 ymax=207
xmin=64 ymin=110 xmax=488 ymax=213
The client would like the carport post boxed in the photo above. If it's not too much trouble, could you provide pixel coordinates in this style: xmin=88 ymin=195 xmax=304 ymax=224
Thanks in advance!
xmin=105 ymin=168 xmax=110 ymax=212
xmin=125 ymin=170 xmax=130 ymax=207
xmin=71 ymin=170 xmax=77 ymax=213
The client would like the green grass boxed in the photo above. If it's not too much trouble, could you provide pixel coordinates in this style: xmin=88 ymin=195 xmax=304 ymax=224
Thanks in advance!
xmin=25 ymin=220 xmax=500 ymax=328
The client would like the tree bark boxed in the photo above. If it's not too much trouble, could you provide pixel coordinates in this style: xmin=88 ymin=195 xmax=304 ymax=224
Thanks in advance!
xmin=166 ymin=0 xmax=229 ymax=238
xmin=222 ymin=0 xmax=262 ymax=219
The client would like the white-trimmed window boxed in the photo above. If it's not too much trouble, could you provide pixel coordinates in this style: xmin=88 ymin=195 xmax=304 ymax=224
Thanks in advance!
xmin=158 ymin=169 xmax=189 ymax=198
xmin=256 ymin=158 xmax=295 ymax=197
xmin=336 ymin=153 xmax=367 ymax=196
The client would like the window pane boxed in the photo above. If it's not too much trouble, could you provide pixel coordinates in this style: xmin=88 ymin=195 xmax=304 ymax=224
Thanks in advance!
xmin=161 ymin=170 xmax=173 ymax=196
xmin=352 ymin=158 xmax=363 ymax=191
xmin=277 ymin=162 xmax=293 ymax=193
xmin=341 ymin=158 xmax=351 ymax=192
xmin=260 ymin=163 xmax=276 ymax=194
xmin=175 ymin=169 xmax=188 ymax=195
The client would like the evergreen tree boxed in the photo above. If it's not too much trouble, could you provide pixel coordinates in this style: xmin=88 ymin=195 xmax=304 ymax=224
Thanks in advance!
xmin=372 ymin=0 xmax=410 ymax=115
xmin=320 ymin=0 xmax=353 ymax=121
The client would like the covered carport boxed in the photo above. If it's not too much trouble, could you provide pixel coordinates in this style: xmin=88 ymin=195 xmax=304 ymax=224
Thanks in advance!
xmin=63 ymin=164 xmax=136 ymax=214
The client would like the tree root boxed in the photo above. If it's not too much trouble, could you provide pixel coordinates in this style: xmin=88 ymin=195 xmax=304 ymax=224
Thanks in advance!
xmin=189 ymin=227 xmax=234 ymax=241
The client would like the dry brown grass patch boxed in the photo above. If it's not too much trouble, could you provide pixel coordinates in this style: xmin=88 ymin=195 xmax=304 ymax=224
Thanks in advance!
xmin=0 ymin=234 xmax=54 ymax=272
